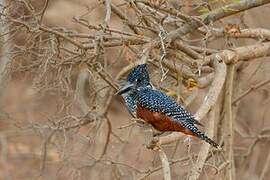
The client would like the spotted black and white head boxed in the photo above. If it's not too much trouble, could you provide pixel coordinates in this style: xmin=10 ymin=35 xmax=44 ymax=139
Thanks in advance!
xmin=127 ymin=64 xmax=150 ymax=87
xmin=116 ymin=64 xmax=150 ymax=95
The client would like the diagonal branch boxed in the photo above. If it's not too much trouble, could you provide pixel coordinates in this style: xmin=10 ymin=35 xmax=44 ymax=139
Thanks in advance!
xmin=188 ymin=107 xmax=217 ymax=180
xmin=111 ymin=2 xmax=140 ymax=34
xmin=233 ymin=77 xmax=270 ymax=104
xmin=167 ymin=0 xmax=270 ymax=40
xmin=194 ymin=60 xmax=227 ymax=120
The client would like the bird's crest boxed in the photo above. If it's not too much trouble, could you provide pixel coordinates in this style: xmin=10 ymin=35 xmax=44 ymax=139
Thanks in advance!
xmin=127 ymin=64 xmax=150 ymax=86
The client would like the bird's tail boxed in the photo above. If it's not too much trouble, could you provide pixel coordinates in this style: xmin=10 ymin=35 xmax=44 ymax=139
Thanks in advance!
xmin=183 ymin=123 xmax=220 ymax=148
xmin=194 ymin=130 xmax=220 ymax=148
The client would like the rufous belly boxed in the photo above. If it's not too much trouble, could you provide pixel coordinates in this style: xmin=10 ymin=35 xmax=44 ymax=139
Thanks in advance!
xmin=136 ymin=103 xmax=195 ymax=136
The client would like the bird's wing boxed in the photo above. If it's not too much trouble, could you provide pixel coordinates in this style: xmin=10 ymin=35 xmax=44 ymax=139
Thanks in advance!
xmin=137 ymin=88 xmax=202 ymax=126
xmin=137 ymin=88 xmax=219 ymax=148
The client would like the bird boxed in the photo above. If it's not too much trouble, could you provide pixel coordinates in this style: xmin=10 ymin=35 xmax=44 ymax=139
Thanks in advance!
xmin=116 ymin=64 xmax=152 ymax=117
xmin=116 ymin=64 xmax=219 ymax=148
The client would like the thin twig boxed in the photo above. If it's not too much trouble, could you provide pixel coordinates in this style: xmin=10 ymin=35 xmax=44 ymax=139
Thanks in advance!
xmin=259 ymin=146 xmax=270 ymax=180
xmin=111 ymin=2 xmax=140 ymax=34
xmin=39 ymin=0 xmax=49 ymax=24
xmin=39 ymin=130 xmax=55 ymax=175
xmin=233 ymin=77 xmax=270 ymax=104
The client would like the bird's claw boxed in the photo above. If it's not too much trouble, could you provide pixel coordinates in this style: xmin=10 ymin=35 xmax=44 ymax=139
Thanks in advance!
xmin=153 ymin=132 xmax=164 ymax=137
xmin=183 ymin=136 xmax=192 ymax=147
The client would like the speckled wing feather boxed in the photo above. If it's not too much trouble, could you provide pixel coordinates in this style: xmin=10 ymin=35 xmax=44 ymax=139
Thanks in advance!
xmin=137 ymin=87 xmax=219 ymax=148
xmin=137 ymin=88 xmax=202 ymax=126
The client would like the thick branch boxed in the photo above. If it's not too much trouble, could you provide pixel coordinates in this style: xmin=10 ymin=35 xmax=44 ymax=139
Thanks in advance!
xmin=203 ymin=41 xmax=270 ymax=65
xmin=224 ymin=65 xmax=235 ymax=180
xmin=158 ymin=148 xmax=171 ymax=180
xmin=194 ymin=60 xmax=227 ymax=120
xmin=212 ymin=28 xmax=270 ymax=41
xmin=188 ymin=108 xmax=217 ymax=180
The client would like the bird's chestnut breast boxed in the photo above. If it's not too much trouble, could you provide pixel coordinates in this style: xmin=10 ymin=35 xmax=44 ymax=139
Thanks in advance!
xmin=136 ymin=103 xmax=195 ymax=136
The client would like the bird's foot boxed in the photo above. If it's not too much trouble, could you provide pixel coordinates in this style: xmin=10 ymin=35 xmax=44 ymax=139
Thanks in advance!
xmin=183 ymin=136 xmax=192 ymax=153
xmin=131 ymin=118 xmax=146 ymax=127
xmin=183 ymin=136 xmax=191 ymax=143
xmin=153 ymin=131 xmax=165 ymax=137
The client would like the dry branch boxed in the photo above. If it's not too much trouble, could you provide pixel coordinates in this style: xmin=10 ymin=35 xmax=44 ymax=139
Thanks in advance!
xmin=259 ymin=146 xmax=270 ymax=180
xmin=2 ymin=0 xmax=270 ymax=179
xmin=104 ymin=0 xmax=111 ymax=24
xmin=203 ymin=41 xmax=270 ymax=65
xmin=188 ymin=107 xmax=217 ymax=180
xmin=233 ymin=77 xmax=270 ymax=104
xmin=212 ymin=28 xmax=270 ymax=41
xmin=39 ymin=0 xmax=49 ymax=24
xmin=167 ymin=0 xmax=270 ymax=40
xmin=224 ymin=65 xmax=235 ymax=180
xmin=158 ymin=148 xmax=171 ymax=180
xmin=110 ymin=2 xmax=140 ymax=34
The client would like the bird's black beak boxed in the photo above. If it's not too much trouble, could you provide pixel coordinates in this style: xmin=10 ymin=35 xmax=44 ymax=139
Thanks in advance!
xmin=115 ymin=82 xmax=135 ymax=95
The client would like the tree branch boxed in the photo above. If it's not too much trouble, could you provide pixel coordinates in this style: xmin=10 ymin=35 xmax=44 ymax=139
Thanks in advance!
xmin=158 ymin=148 xmax=171 ymax=180
xmin=224 ymin=65 xmax=235 ymax=180
xmin=167 ymin=0 xmax=270 ymax=40
xmin=233 ymin=77 xmax=270 ymax=104
xmin=188 ymin=107 xmax=217 ymax=180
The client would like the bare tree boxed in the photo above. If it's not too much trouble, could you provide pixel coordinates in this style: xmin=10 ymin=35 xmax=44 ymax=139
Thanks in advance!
xmin=1 ymin=0 xmax=270 ymax=179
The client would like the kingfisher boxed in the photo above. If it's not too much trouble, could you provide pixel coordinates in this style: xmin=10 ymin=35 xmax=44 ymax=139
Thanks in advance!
xmin=116 ymin=64 xmax=219 ymax=148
